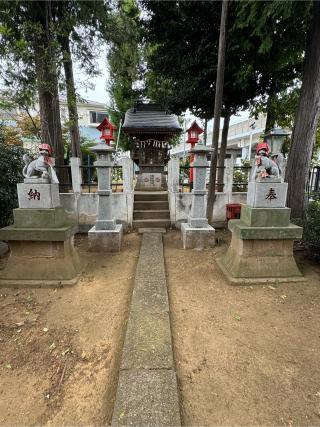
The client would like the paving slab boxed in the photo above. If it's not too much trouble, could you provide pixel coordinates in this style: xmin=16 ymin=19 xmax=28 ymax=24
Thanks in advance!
xmin=112 ymin=370 xmax=181 ymax=426
xmin=131 ymin=279 xmax=169 ymax=313
xmin=121 ymin=311 xmax=173 ymax=370
xmin=138 ymin=228 xmax=167 ymax=234
xmin=111 ymin=232 xmax=181 ymax=426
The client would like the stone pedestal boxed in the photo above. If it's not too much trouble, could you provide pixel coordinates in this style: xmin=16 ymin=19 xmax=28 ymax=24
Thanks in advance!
xmin=88 ymin=224 xmax=123 ymax=252
xmin=217 ymin=199 xmax=304 ymax=284
xmin=88 ymin=143 xmax=123 ymax=252
xmin=0 ymin=207 xmax=81 ymax=287
xmin=181 ymin=141 xmax=215 ymax=250
xmin=181 ymin=222 xmax=215 ymax=250
xmin=17 ymin=183 xmax=60 ymax=208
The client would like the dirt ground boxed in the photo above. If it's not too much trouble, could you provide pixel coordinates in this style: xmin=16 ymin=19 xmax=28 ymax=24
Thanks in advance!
xmin=0 ymin=232 xmax=141 ymax=426
xmin=164 ymin=229 xmax=320 ymax=426
xmin=1 ymin=228 xmax=320 ymax=427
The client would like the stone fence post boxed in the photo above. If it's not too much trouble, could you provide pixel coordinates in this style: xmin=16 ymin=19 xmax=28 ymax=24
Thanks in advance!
xmin=120 ymin=157 xmax=134 ymax=227
xmin=167 ymin=156 xmax=180 ymax=193
xmin=121 ymin=157 xmax=134 ymax=193
xmin=70 ymin=157 xmax=82 ymax=193
xmin=224 ymin=155 xmax=234 ymax=201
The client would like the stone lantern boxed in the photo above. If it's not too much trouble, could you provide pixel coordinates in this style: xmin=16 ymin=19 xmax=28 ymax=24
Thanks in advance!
xmin=186 ymin=121 xmax=204 ymax=187
xmin=264 ymin=126 xmax=290 ymax=155
xmin=181 ymin=140 xmax=215 ymax=250
xmin=88 ymin=141 xmax=123 ymax=251
xmin=96 ymin=117 xmax=117 ymax=146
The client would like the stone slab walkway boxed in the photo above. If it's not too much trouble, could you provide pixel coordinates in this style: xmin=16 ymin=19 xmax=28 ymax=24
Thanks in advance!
xmin=112 ymin=233 xmax=181 ymax=426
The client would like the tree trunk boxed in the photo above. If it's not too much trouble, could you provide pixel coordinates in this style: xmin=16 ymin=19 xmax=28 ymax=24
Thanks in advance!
xmin=264 ymin=93 xmax=276 ymax=132
xmin=217 ymin=112 xmax=230 ymax=192
xmin=33 ymin=1 xmax=67 ymax=184
xmin=285 ymin=0 xmax=320 ymax=219
xmin=206 ymin=0 xmax=228 ymax=222
xmin=60 ymin=34 xmax=82 ymax=159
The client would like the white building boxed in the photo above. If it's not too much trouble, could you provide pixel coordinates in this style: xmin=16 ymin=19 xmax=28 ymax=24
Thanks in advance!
xmin=171 ymin=113 xmax=267 ymax=162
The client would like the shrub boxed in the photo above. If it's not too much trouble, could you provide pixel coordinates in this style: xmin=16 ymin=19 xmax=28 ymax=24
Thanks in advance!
xmin=0 ymin=127 xmax=25 ymax=228
xmin=304 ymin=199 xmax=320 ymax=256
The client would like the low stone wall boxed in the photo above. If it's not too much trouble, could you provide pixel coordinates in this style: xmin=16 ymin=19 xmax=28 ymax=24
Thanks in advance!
xmin=169 ymin=191 xmax=247 ymax=229
xmin=60 ymin=193 xmax=133 ymax=232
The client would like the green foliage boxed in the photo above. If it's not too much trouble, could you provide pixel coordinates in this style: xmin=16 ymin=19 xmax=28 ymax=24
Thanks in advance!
xmin=107 ymin=0 xmax=143 ymax=151
xmin=0 ymin=124 xmax=25 ymax=227
xmin=304 ymin=200 xmax=320 ymax=256
xmin=142 ymin=0 xmax=312 ymax=121
xmin=232 ymin=160 xmax=251 ymax=192
xmin=62 ymin=127 xmax=96 ymax=163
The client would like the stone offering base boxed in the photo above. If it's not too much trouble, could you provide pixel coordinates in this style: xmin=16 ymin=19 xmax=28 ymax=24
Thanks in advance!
xmin=217 ymin=206 xmax=304 ymax=284
xmin=0 ymin=208 xmax=81 ymax=287
xmin=181 ymin=222 xmax=215 ymax=250
xmin=88 ymin=224 xmax=123 ymax=252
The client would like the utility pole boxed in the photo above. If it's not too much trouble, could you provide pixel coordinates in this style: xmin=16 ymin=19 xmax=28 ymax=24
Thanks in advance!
xmin=206 ymin=0 xmax=229 ymax=223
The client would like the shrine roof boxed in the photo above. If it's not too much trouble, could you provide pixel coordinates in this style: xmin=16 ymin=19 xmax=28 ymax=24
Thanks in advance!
xmin=122 ymin=103 xmax=182 ymax=135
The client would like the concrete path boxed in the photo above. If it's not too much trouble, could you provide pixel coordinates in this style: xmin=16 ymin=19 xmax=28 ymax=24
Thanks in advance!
xmin=112 ymin=232 xmax=181 ymax=426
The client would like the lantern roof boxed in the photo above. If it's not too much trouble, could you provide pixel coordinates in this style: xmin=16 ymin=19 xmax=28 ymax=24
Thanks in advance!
xmin=96 ymin=117 xmax=117 ymax=132
xmin=122 ymin=102 xmax=182 ymax=136
xmin=186 ymin=120 xmax=204 ymax=135
xmin=264 ymin=126 xmax=290 ymax=138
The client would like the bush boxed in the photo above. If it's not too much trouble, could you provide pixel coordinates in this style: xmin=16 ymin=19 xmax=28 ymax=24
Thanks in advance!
xmin=0 ymin=129 xmax=25 ymax=228
xmin=304 ymin=200 xmax=320 ymax=255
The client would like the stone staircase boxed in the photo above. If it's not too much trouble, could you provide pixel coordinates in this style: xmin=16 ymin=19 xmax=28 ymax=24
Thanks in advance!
xmin=133 ymin=192 xmax=171 ymax=229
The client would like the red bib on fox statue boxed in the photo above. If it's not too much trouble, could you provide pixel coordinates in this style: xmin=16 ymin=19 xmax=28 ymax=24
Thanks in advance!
xmin=256 ymin=141 xmax=270 ymax=157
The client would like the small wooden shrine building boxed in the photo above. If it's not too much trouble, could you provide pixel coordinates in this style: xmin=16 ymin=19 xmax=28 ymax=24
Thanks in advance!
xmin=122 ymin=102 xmax=182 ymax=190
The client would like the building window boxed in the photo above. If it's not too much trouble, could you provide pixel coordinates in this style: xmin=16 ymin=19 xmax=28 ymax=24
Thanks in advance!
xmin=89 ymin=111 xmax=108 ymax=123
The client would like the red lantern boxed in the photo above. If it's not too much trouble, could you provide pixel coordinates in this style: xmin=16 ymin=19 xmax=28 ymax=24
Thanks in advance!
xmin=96 ymin=117 xmax=117 ymax=145
xmin=185 ymin=121 xmax=204 ymax=185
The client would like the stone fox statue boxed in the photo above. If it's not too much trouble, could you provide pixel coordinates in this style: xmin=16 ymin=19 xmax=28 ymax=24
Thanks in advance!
xmin=23 ymin=143 xmax=59 ymax=183
xmin=252 ymin=141 xmax=282 ymax=180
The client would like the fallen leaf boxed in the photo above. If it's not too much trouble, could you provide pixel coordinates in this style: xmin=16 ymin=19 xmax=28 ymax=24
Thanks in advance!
xmin=61 ymin=348 xmax=70 ymax=356
xmin=49 ymin=342 xmax=56 ymax=349
xmin=280 ymin=295 xmax=287 ymax=300
xmin=43 ymin=327 xmax=49 ymax=332
xmin=5 ymin=363 xmax=12 ymax=369
xmin=268 ymin=285 xmax=276 ymax=290
xmin=15 ymin=322 xmax=24 ymax=327
xmin=234 ymin=315 xmax=241 ymax=321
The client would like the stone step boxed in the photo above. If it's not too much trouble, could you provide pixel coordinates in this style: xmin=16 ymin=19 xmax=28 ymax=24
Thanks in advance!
xmin=133 ymin=219 xmax=171 ymax=229
xmin=133 ymin=210 xmax=170 ymax=220
xmin=134 ymin=201 xmax=169 ymax=210
xmin=134 ymin=192 xmax=168 ymax=202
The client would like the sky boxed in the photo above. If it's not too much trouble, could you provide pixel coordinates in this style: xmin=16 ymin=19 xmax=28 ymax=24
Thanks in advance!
xmin=74 ymin=51 xmax=111 ymax=106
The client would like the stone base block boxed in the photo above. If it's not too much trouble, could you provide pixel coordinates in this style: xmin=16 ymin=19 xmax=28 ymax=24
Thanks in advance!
xmin=88 ymin=224 xmax=123 ymax=252
xmin=0 ymin=236 xmax=81 ymax=287
xmin=17 ymin=183 xmax=60 ymax=209
xmin=181 ymin=222 xmax=215 ymax=250
xmin=13 ymin=207 xmax=70 ymax=228
xmin=217 ymin=231 xmax=304 ymax=285
xmin=228 ymin=219 xmax=303 ymax=240
xmin=240 ymin=205 xmax=291 ymax=227
xmin=247 ymin=181 xmax=288 ymax=208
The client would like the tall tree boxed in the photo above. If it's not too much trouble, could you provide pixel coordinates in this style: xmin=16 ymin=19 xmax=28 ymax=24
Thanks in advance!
xmin=206 ymin=0 xmax=228 ymax=222
xmin=0 ymin=0 xmax=65 ymax=175
xmin=55 ymin=0 xmax=110 ymax=159
xmin=285 ymin=1 xmax=320 ymax=218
